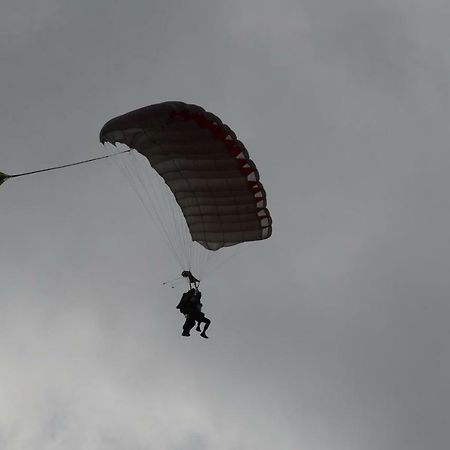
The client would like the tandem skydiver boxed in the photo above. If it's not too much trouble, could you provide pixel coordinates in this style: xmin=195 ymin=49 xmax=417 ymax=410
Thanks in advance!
xmin=176 ymin=288 xmax=211 ymax=339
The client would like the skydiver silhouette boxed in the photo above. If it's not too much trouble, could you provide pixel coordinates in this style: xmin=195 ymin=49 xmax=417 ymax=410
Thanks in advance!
xmin=176 ymin=288 xmax=211 ymax=338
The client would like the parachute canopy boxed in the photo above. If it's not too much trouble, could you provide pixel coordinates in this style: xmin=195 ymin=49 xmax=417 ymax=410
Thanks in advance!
xmin=100 ymin=101 xmax=272 ymax=251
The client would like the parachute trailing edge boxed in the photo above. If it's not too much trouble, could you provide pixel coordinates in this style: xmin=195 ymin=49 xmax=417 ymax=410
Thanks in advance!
xmin=100 ymin=101 xmax=272 ymax=251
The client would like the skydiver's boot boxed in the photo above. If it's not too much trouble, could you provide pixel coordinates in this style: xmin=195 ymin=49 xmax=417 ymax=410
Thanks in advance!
xmin=200 ymin=331 xmax=208 ymax=339
xmin=195 ymin=322 xmax=202 ymax=332
xmin=182 ymin=331 xmax=190 ymax=337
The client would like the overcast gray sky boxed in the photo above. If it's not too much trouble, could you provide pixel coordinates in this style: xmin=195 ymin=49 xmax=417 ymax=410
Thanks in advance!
xmin=1 ymin=1 xmax=450 ymax=449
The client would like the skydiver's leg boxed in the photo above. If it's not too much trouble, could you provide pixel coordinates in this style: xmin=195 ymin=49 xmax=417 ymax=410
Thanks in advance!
xmin=200 ymin=317 xmax=211 ymax=339
xmin=195 ymin=312 xmax=205 ymax=332
xmin=182 ymin=315 xmax=196 ymax=336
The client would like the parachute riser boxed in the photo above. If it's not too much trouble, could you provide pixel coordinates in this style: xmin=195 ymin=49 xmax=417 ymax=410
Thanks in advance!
xmin=181 ymin=270 xmax=200 ymax=289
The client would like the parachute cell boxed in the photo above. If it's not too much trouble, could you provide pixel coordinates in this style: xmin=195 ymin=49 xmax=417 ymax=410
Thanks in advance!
xmin=100 ymin=102 xmax=272 ymax=252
